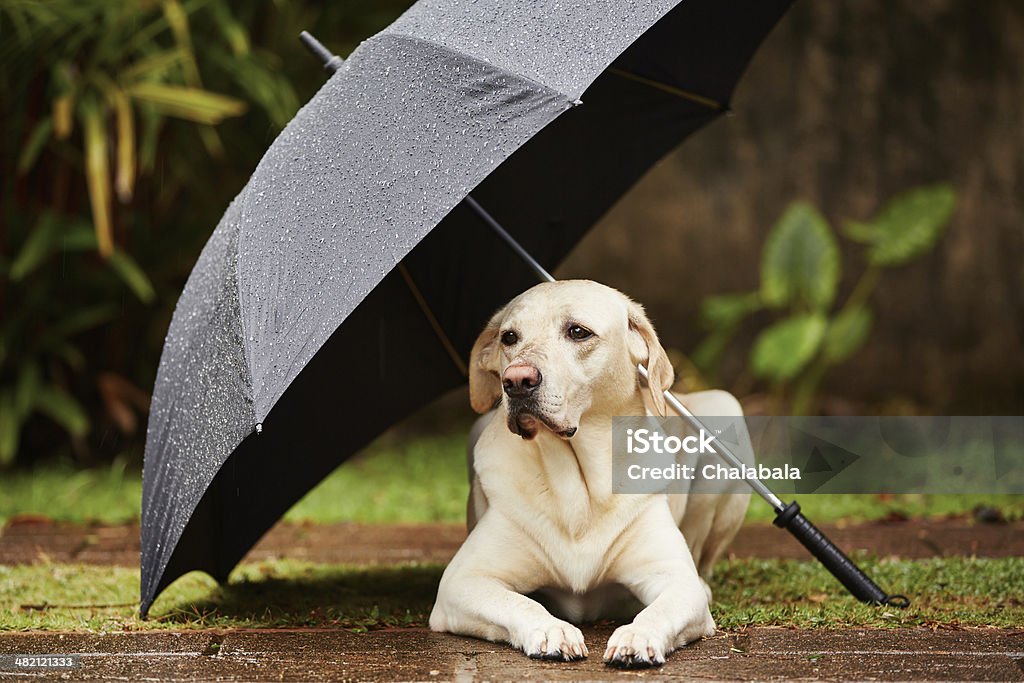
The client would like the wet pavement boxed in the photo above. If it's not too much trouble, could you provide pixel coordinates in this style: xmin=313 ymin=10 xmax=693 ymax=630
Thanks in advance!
xmin=3 ymin=517 xmax=1021 ymax=567
xmin=2 ymin=518 xmax=1022 ymax=680
xmin=0 ymin=627 xmax=1021 ymax=681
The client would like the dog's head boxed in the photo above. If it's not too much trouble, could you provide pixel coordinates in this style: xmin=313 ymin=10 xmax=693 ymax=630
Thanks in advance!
xmin=468 ymin=280 xmax=674 ymax=439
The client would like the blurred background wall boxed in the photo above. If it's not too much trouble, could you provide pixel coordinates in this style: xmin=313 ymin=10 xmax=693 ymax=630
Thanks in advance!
xmin=562 ymin=0 xmax=1024 ymax=415
xmin=2 ymin=0 xmax=1021 ymax=467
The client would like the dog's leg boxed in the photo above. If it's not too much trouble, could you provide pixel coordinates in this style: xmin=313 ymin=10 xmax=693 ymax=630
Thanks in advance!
xmin=604 ymin=506 xmax=715 ymax=668
xmin=431 ymin=576 xmax=588 ymax=660
xmin=429 ymin=518 xmax=588 ymax=661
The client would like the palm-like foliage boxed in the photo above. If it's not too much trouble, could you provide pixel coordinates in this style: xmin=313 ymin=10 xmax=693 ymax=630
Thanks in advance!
xmin=0 ymin=0 xmax=411 ymax=465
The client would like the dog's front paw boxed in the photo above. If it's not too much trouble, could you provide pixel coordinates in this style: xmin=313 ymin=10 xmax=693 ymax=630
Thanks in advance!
xmin=519 ymin=619 xmax=588 ymax=661
xmin=603 ymin=624 xmax=669 ymax=668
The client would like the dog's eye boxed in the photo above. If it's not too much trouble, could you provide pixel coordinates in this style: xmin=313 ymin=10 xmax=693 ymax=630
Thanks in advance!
xmin=567 ymin=324 xmax=593 ymax=341
xmin=501 ymin=330 xmax=519 ymax=346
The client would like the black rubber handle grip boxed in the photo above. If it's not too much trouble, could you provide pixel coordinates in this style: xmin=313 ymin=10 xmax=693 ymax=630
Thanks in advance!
xmin=773 ymin=501 xmax=909 ymax=607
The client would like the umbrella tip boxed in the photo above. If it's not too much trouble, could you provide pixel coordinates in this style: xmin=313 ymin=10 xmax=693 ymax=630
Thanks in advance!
xmin=255 ymin=423 xmax=263 ymax=435
xmin=299 ymin=30 xmax=344 ymax=74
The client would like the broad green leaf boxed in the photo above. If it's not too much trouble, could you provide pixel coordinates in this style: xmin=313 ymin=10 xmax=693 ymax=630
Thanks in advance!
xmin=822 ymin=307 xmax=873 ymax=364
xmin=126 ymin=82 xmax=246 ymax=124
xmin=209 ymin=3 xmax=250 ymax=55
xmin=3 ymin=4 xmax=32 ymax=39
xmin=691 ymin=330 xmax=731 ymax=374
xmin=54 ymin=343 xmax=86 ymax=371
xmin=10 ymin=213 xmax=60 ymax=281
xmin=10 ymin=213 xmax=97 ymax=281
xmin=53 ymin=94 xmax=74 ymax=139
xmin=120 ymin=8 xmax=176 ymax=57
xmin=844 ymin=184 xmax=956 ymax=266
xmin=61 ymin=222 xmax=101 ymax=251
xmin=96 ymin=75 xmax=136 ymax=203
xmin=162 ymin=0 xmax=192 ymax=51
xmin=198 ymin=123 xmax=225 ymax=157
xmin=699 ymin=292 xmax=763 ymax=330
xmin=119 ymin=48 xmax=186 ymax=84
xmin=46 ymin=304 xmax=118 ymax=341
xmin=51 ymin=62 xmax=75 ymax=139
xmin=159 ymin=0 xmax=230 ymax=158
xmin=841 ymin=219 xmax=877 ymax=244
xmin=761 ymin=202 xmax=840 ymax=311
xmin=113 ymin=90 xmax=136 ymax=202
xmin=162 ymin=0 xmax=204 ymax=89
xmin=750 ymin=313 xmax=827 ymax=381
xmin=14 ymin=364 xmax=41 ymax=418
xmin=17 ymin=117 xmax=53 ymax=174
xmin=138 ymin=103 xmax=162 ymax=172
xmin=0 ymin=392 xmax=20 ymax=465
xmin=108 ymin=251 xmax=156 ymax=303
xmin=81 ymin=99 xmax=114 ymax=257
xmin=35 ymin=386 xmax=90 ymax=438
xmin=213 ymin=49 xmax=298 ymax=128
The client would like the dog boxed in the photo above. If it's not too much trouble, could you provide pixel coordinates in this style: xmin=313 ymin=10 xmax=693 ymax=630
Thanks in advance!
xmin=429 ymin=280 xmax=749 ymax=667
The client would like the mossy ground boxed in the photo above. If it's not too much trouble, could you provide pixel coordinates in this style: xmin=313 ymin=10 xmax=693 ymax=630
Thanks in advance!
xmin=2 ymin=556 xmax=1021 ymax=632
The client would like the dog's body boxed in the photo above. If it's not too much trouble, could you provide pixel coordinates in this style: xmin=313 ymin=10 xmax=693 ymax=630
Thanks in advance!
xmin=429 ymin=280 xmax=749 ymax=667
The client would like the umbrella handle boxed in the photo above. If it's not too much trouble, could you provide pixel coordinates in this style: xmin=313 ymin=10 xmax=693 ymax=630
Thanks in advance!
xmin=773 ymin=501 xmax=910 ymax=607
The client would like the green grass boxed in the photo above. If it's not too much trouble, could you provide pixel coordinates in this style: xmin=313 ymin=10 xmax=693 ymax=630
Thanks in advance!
xmin=283 ymin=434 xmax=469 ymax=524
xmin=1 ymin=556 xmax=1021 ymax=632
xmin=0 ymin=561 xmax=442 ymax=632
xmin=712 ymin=555 xmax=1024 ymax=629
xmin=0 ymin=457 xmax=142 ymax=526
xmin=741 ymin=493 xmax=1024 ymax=524
xmin=0 ymin=434 xmax=471 ymax=528
xmin=2 ymin=434 xmax=1022 ymax=527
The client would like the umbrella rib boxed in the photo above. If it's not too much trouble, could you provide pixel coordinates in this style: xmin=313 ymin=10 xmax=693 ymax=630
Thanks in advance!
xmin=397 ymin=262 xmax=469 ymax=377
xmin=606 ymin=68 xmax=724 ymax=111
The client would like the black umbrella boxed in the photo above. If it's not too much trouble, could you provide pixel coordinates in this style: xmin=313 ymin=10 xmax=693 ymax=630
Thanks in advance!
xmin=143 ymin=0 xmax=901 ymax=618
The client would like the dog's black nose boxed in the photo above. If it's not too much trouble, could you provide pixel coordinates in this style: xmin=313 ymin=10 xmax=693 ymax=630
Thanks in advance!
xmin=503 ymin=364 xmax=542 ymax=398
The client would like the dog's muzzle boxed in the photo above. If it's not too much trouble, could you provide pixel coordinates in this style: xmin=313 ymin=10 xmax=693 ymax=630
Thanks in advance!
xmin=505 ymin=399 xmax=577 ymax=441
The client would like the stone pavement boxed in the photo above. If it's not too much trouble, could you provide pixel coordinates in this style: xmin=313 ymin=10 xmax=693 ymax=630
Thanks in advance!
xmin=1 ymin=626 xmax=1021 ymax=681
xmin=2 ymin=517 xmax=1021 ymax=567
xmin=2 ymin=517 xmax=1022 ymax=681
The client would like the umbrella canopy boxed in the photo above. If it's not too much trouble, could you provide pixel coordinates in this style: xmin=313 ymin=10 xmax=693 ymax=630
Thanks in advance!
xmin=141 ymin=0 xmax=792 ymax=616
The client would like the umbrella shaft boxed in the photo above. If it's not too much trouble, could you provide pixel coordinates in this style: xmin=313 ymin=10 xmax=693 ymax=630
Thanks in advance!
xmin=638 ymin=365 xmax=784 ymax=510
xmin=465 ymin=196 xmax=555 ymax=283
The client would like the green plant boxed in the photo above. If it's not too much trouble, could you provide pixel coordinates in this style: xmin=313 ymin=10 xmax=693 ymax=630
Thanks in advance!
xmin=1 ymin=1 xmax=419 ymax=467
xmin=0 ymin=2 xmax=416 ymax=469
xmin=0 ymin=0 xmax=306 ymax=465
xmin=3 ymin=1 xmax=291 ymax=255
xmin=693 ymin=185 xmax=956 ymax=414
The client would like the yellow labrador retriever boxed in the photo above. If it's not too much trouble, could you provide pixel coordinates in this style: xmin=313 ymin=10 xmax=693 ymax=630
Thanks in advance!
xmin=429 ymin=280 xmax=748 ymax=667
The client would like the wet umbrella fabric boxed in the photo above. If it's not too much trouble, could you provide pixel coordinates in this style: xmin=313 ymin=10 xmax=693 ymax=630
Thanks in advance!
xmin=141 ymin=0 xmax=792 ymax=615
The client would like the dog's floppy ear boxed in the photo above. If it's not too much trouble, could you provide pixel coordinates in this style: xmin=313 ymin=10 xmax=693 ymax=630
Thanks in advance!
xmin=468 ymin=307 xmax=506 ymax=414
xmin=627 ymin=300 xmax=675 ymax=417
